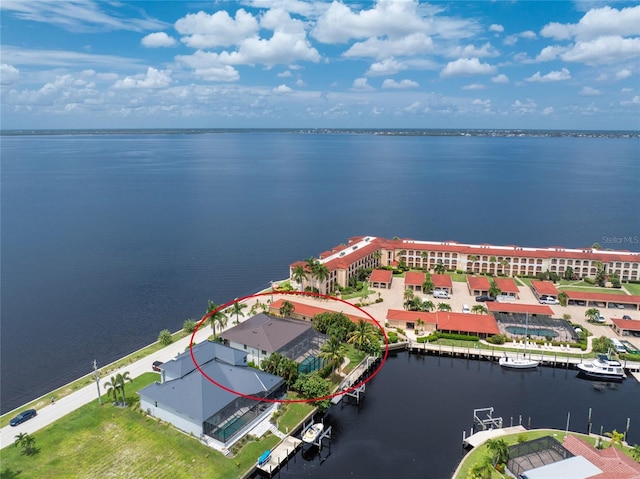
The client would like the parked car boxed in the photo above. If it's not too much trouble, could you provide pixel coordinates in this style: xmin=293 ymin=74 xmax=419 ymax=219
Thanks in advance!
xmin=462 ymin=304 xmax=470 ymax=314
xmin=152 ymin=360 xmax=164 ymax=372
xmin=10 ymin=409 xmax=37 ymax=426
xmin=433 ymin=290 xmax=450 ymax=299
xmin=475 ymin=294 xmax=495 ymax=302
xmin=595 ymin=315 xmax=606 ymax=323
xmin=540 ymin=297 xmax=559 ymax=305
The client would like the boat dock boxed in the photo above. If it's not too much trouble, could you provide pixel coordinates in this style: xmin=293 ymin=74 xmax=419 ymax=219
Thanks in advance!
xmin=404 ymin=340 xmax=640 ymax=378
xmin=331 ymin=355 xmax=380 ymax=405
xmin=255 ymin=435 xmax=302 ymax=476
xmin=464 ymin=425 xmax=527 ymax=448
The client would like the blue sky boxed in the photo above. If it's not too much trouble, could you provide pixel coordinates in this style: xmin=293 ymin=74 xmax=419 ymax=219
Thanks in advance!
xmin=1 ymin=0 xmax=639 ymax=130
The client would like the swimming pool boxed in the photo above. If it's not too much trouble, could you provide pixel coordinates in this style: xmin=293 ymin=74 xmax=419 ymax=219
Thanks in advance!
xmin=505 ymin=326 xmax=559 ymax=338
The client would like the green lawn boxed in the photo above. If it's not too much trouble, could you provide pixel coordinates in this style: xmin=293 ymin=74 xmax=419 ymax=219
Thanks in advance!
xmin=558 ymin=286 xmax=626 ymax=295
xmin=623 ymin=283 xmax=640 ymax=295
xmin=1 ymin=373 xmax=281 ymax=479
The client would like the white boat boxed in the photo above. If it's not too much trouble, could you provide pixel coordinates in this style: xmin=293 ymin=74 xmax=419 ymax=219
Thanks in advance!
xmin=499 ymin=353 xmax=539 ymax=369
xmin=302 ymin=423 xmax=324 ymax=443
xmin=577 ymin=354 xmax=626 ymax=380
xmin=500 ymin=313 xmax=539 ymax=370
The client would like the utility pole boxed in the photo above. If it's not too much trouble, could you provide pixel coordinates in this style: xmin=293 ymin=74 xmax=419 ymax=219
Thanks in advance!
xmin=93 ymin=360 xmax=102 ymax=405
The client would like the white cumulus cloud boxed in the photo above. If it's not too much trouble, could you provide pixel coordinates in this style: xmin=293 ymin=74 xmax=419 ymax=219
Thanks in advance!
xmin=175 ymin=9 xmax=259 ymax=48
xmin=579 ymin=86 xmax=602 ymax=96
xmin=541 ymin=5 xmax=640 ymax=41
xmin=526 ymin=68 xmax=571 ymax=82
xmin=561 ymin=36 xmax=640 ymax=65
xmin=113 ymin=67 xmax=172 ymax=89
xmin=273 ymin=84 xmax=292 ymax=93
xmin=491 ymin=74 xmax=509 ymax=84
xmin=352 ymin=77 xmax=374 ymax=90
xmin=381 ymin=78 xmax=419 ymax=89
xmin=440 ymin=58 xmax=496 ymax=78
xmin=366 ymin=58 xmax=406 ymax=76
xmin=462 ymin=83 xmax=485 ymax=90
xmin=489 ymin=24 xmax=504 ymax=33
xmin=1 ymin=63 xmax=20 ymax=85
xmin=616 ymin=69 xmax=633 ymax=80
xmin=141 ymin=32 xmax=176 ymax=48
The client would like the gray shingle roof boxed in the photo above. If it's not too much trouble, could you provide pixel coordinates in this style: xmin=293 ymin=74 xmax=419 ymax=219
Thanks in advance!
xmin=220 ymin=313 xmax=313 ymax=352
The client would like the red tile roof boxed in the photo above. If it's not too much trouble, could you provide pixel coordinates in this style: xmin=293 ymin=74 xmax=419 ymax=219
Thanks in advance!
xmin=467 ymin=276 xmax=491 ymax=290
xmin=486 ymin=302 xmax=555 ymax=315
xmin=269 ymin=299 xmax=374 ymax=324
xmin=530 ymin=280 xmax=559 ymax=296
xmin=435 ymin=311 xmax=500 ymax=335
xmin=370 ymin=269 xmax=393 ymax=283
xmin=323 ymin=239 xmax=382 ymax=271
xmin=563 ymin=435 xmax=640 ymax=479
xmin=494 ymin=277 xmax=519 ymax=294
xmin=564 ymin=291 xmax=640 ymax=305
xmin=386 ymin=309 xmax=437 ymax=325
xmin=611 ymin=318 xmax=640 ymax=332
xmin=432 ymin=274 xmax=453 ymax=288
xmin=404 ymin=271 xmax=426 ymax=286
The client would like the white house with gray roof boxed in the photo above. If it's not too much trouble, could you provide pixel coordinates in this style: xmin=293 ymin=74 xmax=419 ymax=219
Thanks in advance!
xmin=138 ymin=341 xmax=286 ymax=446
xmin=220 ymin=313 xmax=327 ymax=366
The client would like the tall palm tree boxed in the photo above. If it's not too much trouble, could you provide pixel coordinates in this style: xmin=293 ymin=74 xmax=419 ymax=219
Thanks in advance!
xmin=116 ymin=371 xmax=133 ymax=405
xmin=347 ymin=319 xmax=378 ymax=351
xmin=291 ymin=264 xmax=308 ymax=291
xmin=437 ymin=302 xmax=452 ymax=311
xmin=486 ymin=438 xmax=509 ymax=465
xmin=585 ymin=308 xmax=601 ymax=322
xmin=468 ymin=254 xmax=479 ymax=272
xmin=403 ymin=288 xmax=415 ymax=310
xmin=500 ymin=259 xmax=510 ymax=276
xmin=206 ymin=300 xmax=228 ymax=338
xmin=319 ymin=336 xmax=347 ymax=371
xmin=104 ymin=376 xmax=122 ymax=403
xmin=373 ymin=250 xmax=382 ymax=266
xmin=434 ymin=261 xmax=445 ymax=274
xmin=230 ymin=299 xmax=247 ymax=324
xmin=421 ymin=251 xmax=430 ymax=269
xmin=314 ymin=263 xmax=330 ymax=295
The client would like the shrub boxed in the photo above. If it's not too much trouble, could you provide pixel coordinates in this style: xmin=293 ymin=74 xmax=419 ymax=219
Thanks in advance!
xmin=486 ymin=334 xmax=507 ymax=345
xmin=182 ymin=319 xmax=197 ymax=334
xmin=158 ymin=329 xmax=173 ymax=346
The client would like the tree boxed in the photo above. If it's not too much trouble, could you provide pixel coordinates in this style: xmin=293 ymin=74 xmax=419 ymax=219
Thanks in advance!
xmin=563 ymin=266 xmax=575 ymax=280
xmin=313 ymin=263 xmax=330 ymax=295
xmin=486 ymin=438 xmax=509 ymax=465
xmin=421 ymin=251 xmax=430 ymax=269
xmin=489 ymin=256 xmax=497 ymax=274
xmin=437 ymin=302 xmax=452 ymax=311
xmin=468 ymin=455 xmax=493 ymax=479
xmin=421 ymin=300 xmax=435 ymax=312
xmin=422 ymin=273 xmax=435 ymax=294
xmin=293 ymin=374 xmax=332 ymax=412
xmin=605 ymin=429 xmax=625 ymax=448
xmin=319 ymin=336 xmax=347 ymax=372
xmin=116 ymin=371 xmax=133 ymax=405
xmin=434 ymin=261 xmax=445 ymax=274
xmin=585 ymin=308 xmax=601 ymax=322
xmin=488 ymin=279 xmax=501 ymax=299
xmin=313 ymin=312 xmax=355 ymax=341
xmin=468 ymin=255 xmax=479 ymax=272
xmin=207 ymin=300 xmax=228 ymax=337
xmin=500 ymin=259 xmax=510 ymax=276
xmin=557 ymin=291 xmax=569 ymax=306
xmin=592 ymin=242 xmax=602 ymax=250
xmin=592 ymin=336 xmax=613 ymax=353
xmin=104 ymin=375 xmax=122 ymax=403
xmin=631 ymin=444 xmax=640 ymax=461
xmin=182 ymin=319 xmax=197 ymax=334
xmin=279 ymin=300 xmax=295 ymax=317
xmin=403 ymin=289 xmax=416 ymax=310
xmin=158 ymin=329 xmax=173 ymax=346
xmin=291 ymin=264 xmax=308 ymax=291
xmin=471 ymin=304 xmax=488 ymax=315
xmin=229 ymin=299 xmax=247 ymax=324
xmin=347 ymin=319 xmax=378 ymax=352
xmin=14 ymin=432 xmax=36 ymax=456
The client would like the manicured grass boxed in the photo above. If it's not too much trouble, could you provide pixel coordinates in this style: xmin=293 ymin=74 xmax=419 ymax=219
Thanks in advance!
xmin=514 ymin=276 xmax=530 ymax=287
xmin=0 ymin=373 xmax=281 ymax=479
xmin=623 ymin=283 xmax=640 ymax=295
xmin=273 ymin=395 xmax=315 ymax=435
xmin=449 ymin=272 xmax=469 ymax=283
xmin=344 ymin=346 xmax=366 ymax=374
xmin=1 ymin=329 xmax=190 ymax=428
xmin=558 ymin=286 xmax=626 ymax=295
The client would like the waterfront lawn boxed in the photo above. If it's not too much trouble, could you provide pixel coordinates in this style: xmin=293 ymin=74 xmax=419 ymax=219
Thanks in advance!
xmin=273 ymin=393 xmax=315 ymax=434
xmin=0 ymin=373 xmax=279 ymax=479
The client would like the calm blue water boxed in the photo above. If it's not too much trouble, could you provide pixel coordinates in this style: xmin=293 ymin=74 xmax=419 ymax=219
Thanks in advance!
xmin=1 ymin=132 xmax=639 ymax=413
xmin=506 ymin=326 xmax=559 ymax=338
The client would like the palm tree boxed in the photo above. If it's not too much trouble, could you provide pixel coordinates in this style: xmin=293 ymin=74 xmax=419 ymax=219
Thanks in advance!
xmin=104 ymin=375 xmax=122 ymax=403
xmin=488 ymin=280 xmax=501 ymax=299
xmin=489 ymin=256 xmax=497 ymax=274
xmin=486 ymin=438 xmax=509 ymax=465
xmin=471 ymin=304 xmax=488 ymax=315
xmin=373 ymin=250 xmax=382 ymax=266
xmin=347 ymin=319 xmax=378 ymax=351
xmin=207 ymin=300 xmax=228 ymax=337
xmin=434 ymin=261 xmax=445 ymax=274
xmin=319 ymin=336 xmax=347 ymax=371
xmin=314 ymin=263 xmax=330 ymax=295
xmin=14 ymin=432 xmax=36 ymax=455
xmin=279 ymin=300 xmax=295 ymax=317
xmin=437 ymin=302 xmax=452 ymax=311
xmin=305 ymin=257 xmax=319 ymax=291
xmin=230 ymin=299 xmax=247 ymax=324
xmin=631 ymin=444 xmax=640 ymax=461
xmin=585 ymin=308 xmax=601 ymax=322
xmin=605 ymin=429 xmax=625 ymax=448
xmin=291 ymin=264 xmax=308 ymax=291
xmin=116 ymin=371 xmax=133 ymax=405
xmin=421 ymin=300 xmax=435 ymax=312
xmin=421 ymin=251 xmax=430 ymax=269
xmin=500 ymin=259 xmax=510 ymax=276
xmin=403 ymin=288 xmax=415 ymax=309
xmin=468 ymin=254 xmax=479 ymax=272
xmin=470 ymin=456 xmax=493 ymax=479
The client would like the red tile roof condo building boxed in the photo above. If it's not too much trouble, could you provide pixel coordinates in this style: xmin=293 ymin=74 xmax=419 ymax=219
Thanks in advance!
xmin=289 ymin=236 xmax=640 ymax=294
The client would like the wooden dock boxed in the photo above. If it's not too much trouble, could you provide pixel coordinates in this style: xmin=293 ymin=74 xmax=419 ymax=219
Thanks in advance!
xmin=256 ymin=435 xmax=302 ymax=476
xmin=331 ymin=355 xmax=379 ymax=405
xmin=405 ymin=340 xmax=640 ymax=376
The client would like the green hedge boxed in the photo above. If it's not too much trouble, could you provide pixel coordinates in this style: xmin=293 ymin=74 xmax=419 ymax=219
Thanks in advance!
xmin=420 ymin=332 xmax=480 ymax=342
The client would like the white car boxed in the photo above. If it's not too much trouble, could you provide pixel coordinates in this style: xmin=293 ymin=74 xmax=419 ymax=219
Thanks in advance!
xmin=462 ymin=304 xmax=470 ymax=313
xmin=540 ymin=297 xmax=559 ymax=305
xmin=595 ymin=315 xmax=606 ymax=323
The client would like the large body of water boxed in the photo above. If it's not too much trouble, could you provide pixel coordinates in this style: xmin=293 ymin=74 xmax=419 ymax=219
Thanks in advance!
xmin=269 ymin=352 xmax=639 ymax=478
xmin=1 ymin=131 xmax=639 ymax=414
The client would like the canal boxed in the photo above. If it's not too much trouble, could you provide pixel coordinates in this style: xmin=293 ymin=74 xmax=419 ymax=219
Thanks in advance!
xmin=262 ymin=351 xmax=640 ymax=479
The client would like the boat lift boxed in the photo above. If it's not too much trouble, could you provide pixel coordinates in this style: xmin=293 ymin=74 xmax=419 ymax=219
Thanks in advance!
xmin=473 ymin=407 xmax=503 ymax=431
xmin=300 ymin=418 xmax=332 ymax=449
